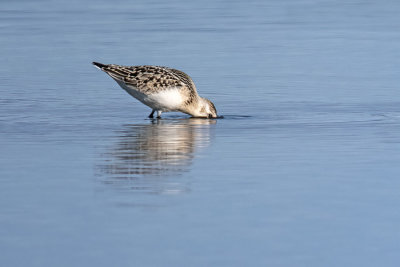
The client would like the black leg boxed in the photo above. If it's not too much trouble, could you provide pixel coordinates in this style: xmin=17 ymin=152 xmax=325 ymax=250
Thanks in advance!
xmin=148 ymin=109 xmax=155 ymax=118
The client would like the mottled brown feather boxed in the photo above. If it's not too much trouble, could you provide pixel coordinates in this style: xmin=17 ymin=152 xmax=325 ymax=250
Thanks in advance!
xmin=98 ymin=64 xmax=198 ymax=106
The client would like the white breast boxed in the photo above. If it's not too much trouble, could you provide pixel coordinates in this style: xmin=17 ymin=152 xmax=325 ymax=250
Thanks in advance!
xmin=146 ymin=88 xmax=184 ymax=111
xmin=116 ymin=80 xmax=184 ymax=111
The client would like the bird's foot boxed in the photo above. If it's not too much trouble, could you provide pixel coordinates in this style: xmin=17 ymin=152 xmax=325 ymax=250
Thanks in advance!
xmin=148 ymin=110 xmax=155 ymax=118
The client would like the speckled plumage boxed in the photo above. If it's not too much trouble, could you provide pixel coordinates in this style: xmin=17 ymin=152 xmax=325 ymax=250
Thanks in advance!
xmin=92 ymin=62 xmax=217 ymax=118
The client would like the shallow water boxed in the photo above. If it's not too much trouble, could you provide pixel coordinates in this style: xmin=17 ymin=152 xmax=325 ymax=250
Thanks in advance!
xmin=1 ymin=0 xmax=400 ymax=266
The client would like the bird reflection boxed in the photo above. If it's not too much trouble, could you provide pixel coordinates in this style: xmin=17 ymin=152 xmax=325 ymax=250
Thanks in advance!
xmin=96 ymin=118 xmax=216 ymax=194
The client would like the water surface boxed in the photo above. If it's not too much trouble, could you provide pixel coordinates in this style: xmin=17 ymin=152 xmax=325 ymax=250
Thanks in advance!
xmin=1 ymin=0 xmax=400 ymax=266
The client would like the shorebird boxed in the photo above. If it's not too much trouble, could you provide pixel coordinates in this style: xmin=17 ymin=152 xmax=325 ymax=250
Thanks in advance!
xmin=92 ymin=62 xmax=217 ymax=119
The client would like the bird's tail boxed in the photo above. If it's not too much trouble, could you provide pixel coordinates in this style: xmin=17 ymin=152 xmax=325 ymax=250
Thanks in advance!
xmin=92 ymin=61 xmax=107 ymax=70
xmin=92 ymin=61 xmax=131 ymax=82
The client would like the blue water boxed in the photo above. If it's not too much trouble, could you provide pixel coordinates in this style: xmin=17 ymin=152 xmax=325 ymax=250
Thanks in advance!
xmin=1 ymin=0 xmax=400 ymax=266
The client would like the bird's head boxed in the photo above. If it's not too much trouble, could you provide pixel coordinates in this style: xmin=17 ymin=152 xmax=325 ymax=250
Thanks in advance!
xmin=191 ymin=97 xmax=218 ymax=118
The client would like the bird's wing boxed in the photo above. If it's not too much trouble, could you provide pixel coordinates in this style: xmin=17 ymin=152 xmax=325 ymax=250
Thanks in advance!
xmin=93 ymin=62 xmax=188 ymax=94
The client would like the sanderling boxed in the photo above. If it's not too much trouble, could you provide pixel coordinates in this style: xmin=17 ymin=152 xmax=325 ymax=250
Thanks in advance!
xmin=92 ymin=62 xmax=217 ymax=119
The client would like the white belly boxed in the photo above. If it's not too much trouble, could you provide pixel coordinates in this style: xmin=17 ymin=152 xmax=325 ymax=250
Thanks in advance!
xmin=117 ymin=80 xmax=183 ymax=111
xmin=145 ymin=89 xmax=184 ymax=111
